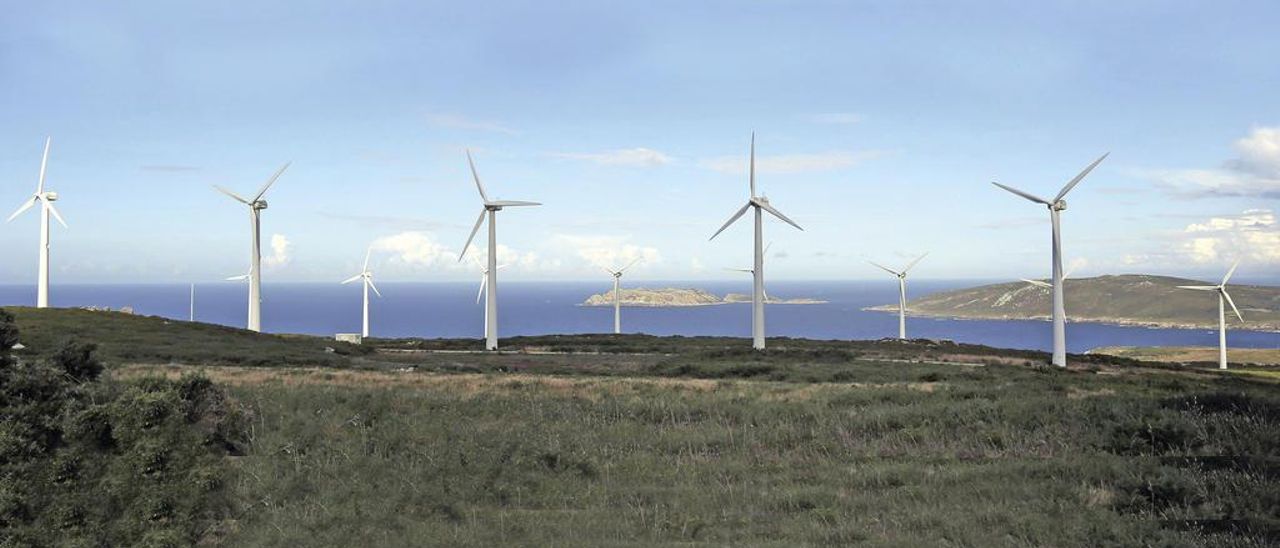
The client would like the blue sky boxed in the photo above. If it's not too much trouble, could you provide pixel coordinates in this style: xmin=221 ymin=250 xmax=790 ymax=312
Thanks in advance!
xmin=1 ymin=1 xmax=1277 ymax=284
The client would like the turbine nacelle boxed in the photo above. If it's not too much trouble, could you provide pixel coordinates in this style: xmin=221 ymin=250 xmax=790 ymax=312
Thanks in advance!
xmin=253 ymin=200 xmax=268 ymax=210
xmin=1051 ymin=199 xmax=1066 ymax=211
xmin=42 ymin=191 xmax=58 ymax=202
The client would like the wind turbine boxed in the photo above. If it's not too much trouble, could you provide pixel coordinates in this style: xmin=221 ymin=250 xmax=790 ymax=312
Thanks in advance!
xmin=341 ymin=247 xmax=382 ymax=338
xmin=7 ymin=138 xmax=67 ymax=308
xmin=603 ymin=258 xmax=641 ymax=334
xmin=869 ymin=253 xmax=928 ymax=339
xmin=214 ymin=162 xmax=290 ymax=332
xmin=992 ymin=153 xmax=1107 ymax=367
xmin=1021 ymin=263 xmax=1080 ymax=289
xmin=473 ymin=258 xmax=508 ymax=340
xmin=710 ymin=134 xmax=803 ymax=350
xmin=1177 ymin=260 xmax=1244 ymax=370
xmin=457 ymin=150 xmax=540 ymax=350
xmin=726 ymin=242 xmax=774 ymax=301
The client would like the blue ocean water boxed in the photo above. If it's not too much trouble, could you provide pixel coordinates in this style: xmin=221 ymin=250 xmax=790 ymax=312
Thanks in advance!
xmin=0 ymin=280 xmax=1276 ymax=353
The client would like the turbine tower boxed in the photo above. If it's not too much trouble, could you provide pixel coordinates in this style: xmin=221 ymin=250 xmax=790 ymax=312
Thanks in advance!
xmin=214 ymin=162 xmax=290 ymax=332
xmin=341 ymin=247 xmax=382 ymax=338
xmin=869 ymin=253 xmax=928 ymax=339
xmin=1177 ymin=260 xmax=1244 ymax=370
xmin=992 ymin=153 xmax=1107 ymax=367
xmin=603 ymin=258 xmax=641 ymax=334
xmin=473 ymin=259 xmax=508 ymax=340
xmin=7 ymin=138 xmax=67 ymax=308
xmin=710 ymin=133 xmax=803 ymax=350
xmin=458 ymin=150 xmax=540 ymax=351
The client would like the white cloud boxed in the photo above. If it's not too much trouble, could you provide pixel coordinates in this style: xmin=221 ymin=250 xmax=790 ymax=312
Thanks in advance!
xmin=810 ymin=113 xmax=862 ymax=125
xmin=371 ymin=231 xmax=459 ymax=268
xmin=555 ymin=148 xmax=671 ymax=167
xmin=1179 ymin=209 xmax=1280 ymax=265
xmin=424 ymin=112 xmax=517 ymax=135
xmin=1139 ymin=126 xmax=1280 ymax=198
xmin=553 ymin=234 xmax=661 ymax=271
xmin=700 ymin=150 xmax=885 ymax=175
xmin=263 ymin=234 xmax=292 ymax=269
xmin=690 ymin=256 xmax=705 ymax=273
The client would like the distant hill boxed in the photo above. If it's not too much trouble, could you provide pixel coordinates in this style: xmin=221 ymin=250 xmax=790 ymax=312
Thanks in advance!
xmin=870 ymin=274 xmax=1280 ymax=332
xmin=582 ymin=287 xmax=826 ymax=307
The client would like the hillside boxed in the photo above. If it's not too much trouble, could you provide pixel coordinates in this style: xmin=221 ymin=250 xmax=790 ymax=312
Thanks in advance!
xmin=873 ymin=274 xmax=1280 ymax=331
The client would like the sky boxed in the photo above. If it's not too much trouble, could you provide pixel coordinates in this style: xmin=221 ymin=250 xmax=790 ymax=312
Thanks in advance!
xmin=1 ymin=1 xmax=1278 ymax=284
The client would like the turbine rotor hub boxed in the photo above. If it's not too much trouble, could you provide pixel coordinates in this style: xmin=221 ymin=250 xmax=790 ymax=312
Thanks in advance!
xmin=1051 ymin=200 xmax=1067 ymax=211
xmin=43 ymin=191 xmax=58 ymax=201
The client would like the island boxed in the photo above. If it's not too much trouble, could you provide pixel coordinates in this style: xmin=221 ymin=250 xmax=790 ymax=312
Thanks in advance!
xmin=866 ymin=274 xmax=1280 ymax=332
xmin=582 ymin=287 xmax=827 ymax=307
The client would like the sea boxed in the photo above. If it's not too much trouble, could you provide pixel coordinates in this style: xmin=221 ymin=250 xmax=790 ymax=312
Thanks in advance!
xmin=1 ymin=280 xmax=1276 ymax=353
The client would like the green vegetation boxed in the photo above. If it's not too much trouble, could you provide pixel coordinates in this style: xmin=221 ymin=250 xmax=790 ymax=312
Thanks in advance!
xmin=0 ymin=309 xmax=247 ymax=546
xmin=4 ymin=308 xmax=1278 ymax=546
xmin=1093 ymin=346 xmax=1280 ymax=367
xmin=886 ymin=274 xmax=1280 ymax=331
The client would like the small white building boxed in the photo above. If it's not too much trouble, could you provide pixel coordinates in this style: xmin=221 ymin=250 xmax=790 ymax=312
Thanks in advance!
xmin=335 ymin=333 xmax=362 ymax=345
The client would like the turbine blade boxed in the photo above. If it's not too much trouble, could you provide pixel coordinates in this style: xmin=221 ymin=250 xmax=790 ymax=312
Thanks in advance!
xmin=619 ymin=257 xmax=641 ymax=273
xmin=37 ymin=137 xmax=51 ymax=195
xmin=253 ymin=162 xmax=291 ymax=202
xmin=1021 ymin=278 xmax=1052 ymax=288
xmin=341 ymin=273 xmax=362 ymax=284
xmin=487 ymin=200 xmax=541 ymax=207
xmin=213 ymin=185 xmax=250 ymax=204
xmin=363 ymin=247 xmax=372 ymax=271
xmin=902 ymin=252 xmax=929 ymax=274
xmin=764 ymin=241 xmax=774 ymax=255
xmin=1054 ymin=152 xmax=1109 ymax=203
xmin=991 ymin=182 xmax=1052 ymax=205
xmin=1221 ymin=259 xmax=1241 ymax=285
xmin=602 ymin=266 xmax=618 ymax=277
xmin=758 ymin=201 xmax=803 ymax=231
xmin=496 ymin=264 xmax=508 ymax=270
xmin=45 ymin=201 xmax=67 ymax=228
xmin=458 ymin=209 xmax=487 ymax=261
xmin=724 ymin=267 xmax=753 ymax=273
xmin=1222 ymin=290 xmax=1243 ymax=322
xmin=1175 ymin=285 xmax=1216 ymax=291
xmin=868 ymin=261 xmax=899 ymax=276
xmin=226 ymin=274 xmax=249 ymax=281
xmin=749 ymin=132 xmax=756 ymax=198
xmin=466 ymin=149 xmax=490 ymax=202
xmin=476 ymin=275 xmax=487 ymax=304
xmin=367 ymin=278 xmax=382 ymax=297
xmin=6 ymin=198 xmax=36 ymax=222
xmin=709 ymin=202 xmax=751 ymax=240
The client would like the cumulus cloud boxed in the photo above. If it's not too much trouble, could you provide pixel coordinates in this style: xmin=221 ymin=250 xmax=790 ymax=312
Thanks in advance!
xmin=1180 ymin=209 xmax=1280 ymax=264
xmin=700 ymin=150 xmax=885 ymax=175
xmin=371 ymin=231 xmax=459 ymax=268
xmin=810 ymin=113 xmax=862 ymax=125
xmin=553 ymin=234 xmax=661 ymax=271
xmin=424 ymin=112 xmax=517 ymax=135
xmin=263 ymin=234 xmax=292 ymax=269
xmin=1140 ymin=126 xmax=1280 ymax=199
xmin=555 ymin=147 xmax=671 ymax=167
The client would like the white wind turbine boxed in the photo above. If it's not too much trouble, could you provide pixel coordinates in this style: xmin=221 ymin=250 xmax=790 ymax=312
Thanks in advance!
xmin=1021 ymin=263 xmax=1079 ymax=289
xmin=869 ymin=253 xmax=928 ymax=339
xmin=341 ymin=247 xmax=382 ymax=338
xmin=710 ymin=134 xmax=803 ymax=350
xmin=1177 ymin=260 xmax=1244 ymax=370
xmin=457 ymin=150 xmax=540 ymax=351
xmin=214 ymin=162 xmax=290 ymax=332
xmin=603 ymin=258 xmax=641 ymax=334
xmin=7 ymin=138 xmax=67 ymax=308
xmin=473 ymin=257 xmax=509 ymax=341
xmin=992 ymin=153 xmax=1108 ymax=367
xmin=726 ymin=241 xmax=775 ymax=301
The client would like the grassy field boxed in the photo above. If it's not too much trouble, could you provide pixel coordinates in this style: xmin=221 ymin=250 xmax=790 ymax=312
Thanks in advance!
xmin=1092 ymin=346 xmax=1280 ymax=367
xmin=8 ymin=308 xmax=1280 ymax=545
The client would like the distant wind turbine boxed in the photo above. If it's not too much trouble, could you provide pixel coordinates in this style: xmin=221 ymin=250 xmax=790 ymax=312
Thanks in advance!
xmin=458 ymin=150 xmax=540 ymax=350
xmin=992 ymin=153 xmax=1108 ymax=366
xmin=189 ymin=283 xmax=195 ymax=322
xmin=603 ymin=258 xmax=641 ymax=334
xmin=869 ymin=253 xmax=928 ymax=339
xmin=1177 ymin=260 xmax=1244 ymax=370
xmin=214 ymin=162 xmax=290 ymax=332
xmin=473 ymin=258 xmax=508 ymax=341
xmin=7 ymin=138 xmax=67 ymax=308
xmin=1021 ymin=263 xmax=1079 ymax=289
xmin=341 ymin=247 xmax=382 ymax=338
xmin=709 ymin=133 xmax=803 ymax=350
xmin=726 ymin=242 xmax=774 ymax=301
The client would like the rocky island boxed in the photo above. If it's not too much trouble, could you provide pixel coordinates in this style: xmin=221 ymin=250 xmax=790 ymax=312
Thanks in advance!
xmin=867 ymin=274 xmax=1280 ymax=332
xmin=582 ymin=287 xmax=826 ymax=307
